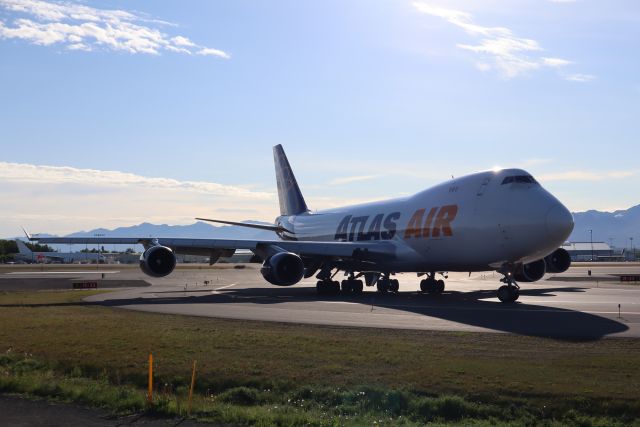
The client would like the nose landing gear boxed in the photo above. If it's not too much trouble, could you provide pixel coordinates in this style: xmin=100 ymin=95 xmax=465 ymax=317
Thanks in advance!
xmin=497 ymin=271 xmax=520 ymax=303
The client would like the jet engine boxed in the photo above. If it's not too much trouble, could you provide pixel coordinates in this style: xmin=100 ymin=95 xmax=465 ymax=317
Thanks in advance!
xmin=140 ymin=246 xmax=177 ymax=278
xmin=544 ymin=248 xmax=571 ymax=274
xmin=514 ymin=259 xmax=546 ymax=282
xmin=260 ymin=251 xmax=305 ymax=286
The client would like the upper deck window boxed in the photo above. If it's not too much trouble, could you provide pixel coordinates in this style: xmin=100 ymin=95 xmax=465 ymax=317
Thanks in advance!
xmin=501 ymin=175 xmax=539 ymax=185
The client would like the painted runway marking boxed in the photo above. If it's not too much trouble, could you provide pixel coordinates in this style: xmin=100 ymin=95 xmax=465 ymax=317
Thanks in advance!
xmin=212 ymin=283 xmax=237 ymax=294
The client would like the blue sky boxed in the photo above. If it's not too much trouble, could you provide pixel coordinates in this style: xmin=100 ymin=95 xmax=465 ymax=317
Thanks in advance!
xmin=0 ymin=0 xmax=639 ymax=236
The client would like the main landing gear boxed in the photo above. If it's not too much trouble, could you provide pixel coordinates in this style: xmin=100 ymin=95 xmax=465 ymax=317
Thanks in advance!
xmin=419 ymin=272 xmax=445 ymax=295
xmin=376 ymin=275 xmax=399 ymax=294
xmin=316 ymin=271 xmax=363 ymax=296
xmin=316 ymin=279 xmax=340 ymax=295
xmin=341 ymin=276 xmax=364 ymax=295
xmin=497 ymin=272 xmax=520 ymax=303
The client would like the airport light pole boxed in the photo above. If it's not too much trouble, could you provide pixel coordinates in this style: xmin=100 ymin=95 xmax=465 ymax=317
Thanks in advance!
xmin=94 ymin=233 xmax=105 ymax=269
xmin=590 ymin=229 xmax=594 ymax=262
xmin=631 ymin=237 xmax=635 ymax=261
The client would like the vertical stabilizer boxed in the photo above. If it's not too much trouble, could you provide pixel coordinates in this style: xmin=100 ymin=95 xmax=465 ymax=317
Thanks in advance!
xmin=273 ymin=145 xmax=309 ymax=216
xmin=16 ymin=239 xmax=33 ymax=255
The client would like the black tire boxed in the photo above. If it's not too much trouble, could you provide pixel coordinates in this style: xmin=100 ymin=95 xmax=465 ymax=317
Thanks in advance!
xmin=419 ymin=280 xmax=428 ymax=293
xmin=341 ymin=280 xmax=353 ymax=294
xmin=389 ymin=279 xmax=400 ymax=293
xmin=331 ymin=281 xmax=341 ymax=294
xmin=510 ymin=287 xmax=520 ymax=301
xmin=353 ymin=280 xmax=364 ymax=294
xmin=317 ymin=281 xmax=328 ymax=295
xmin=426 ymin=279 xmax=438 ymax=295
xmin=436 ymin=280 xmax=445 ymax=294
xmin=498 ymin=285 xmax=514 ymax=303
xmin=377 ymin=280 xmax=389 ymax=293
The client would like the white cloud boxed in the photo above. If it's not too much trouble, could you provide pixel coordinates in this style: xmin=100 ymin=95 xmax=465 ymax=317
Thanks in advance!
xmin=0 ymin=162 xmax=273 ymax=199
xmin=542 ymin=57 xmax=572 ymax=67
xmin=0 ymin=0 xmax=229 ymax=57
xmin=475 ymin=62 xmax=491 ymax=72
xmin=197 ymin=47 xmax=230 ymax=59
xmin=0 ymin=162 xmax=280 ymax=236
xmin=564 ymin=73 xmax=596 ymax=83
xmin=0 ymin=162 xmax=395 ymax=236
xmin=412 ymin=2 xmax=591 ymax=80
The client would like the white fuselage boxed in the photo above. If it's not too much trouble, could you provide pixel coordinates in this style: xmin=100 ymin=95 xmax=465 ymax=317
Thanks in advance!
xmin=276 ymin=169 xmax=574 ymax=273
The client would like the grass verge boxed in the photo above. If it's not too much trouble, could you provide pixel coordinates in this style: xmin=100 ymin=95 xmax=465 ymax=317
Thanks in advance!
xmin=0 ymin=290 xmax=639 ymax=426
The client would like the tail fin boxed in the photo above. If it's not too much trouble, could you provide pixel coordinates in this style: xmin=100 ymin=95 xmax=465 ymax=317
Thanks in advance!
xmin=273 ymin=145 xmax=309 ymax=216
xmin=16 ymin=239 xmax=32 ymax=255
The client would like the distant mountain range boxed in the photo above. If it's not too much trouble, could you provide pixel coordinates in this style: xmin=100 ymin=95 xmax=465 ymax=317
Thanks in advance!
xmin=66 ymin=221 xmax=277 ymax=241
xmin=569 ymin=204 xmax=640 ymax=248
xmin=12 ymin=204 xmax=640 ymax=250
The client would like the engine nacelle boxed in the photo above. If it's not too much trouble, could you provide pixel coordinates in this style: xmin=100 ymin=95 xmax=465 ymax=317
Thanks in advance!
xmin=139 ymin=246 xmax=177 ymax=278
xmin=514 ymin=259 xmax=546 ymax=282
xmin=544 ymin=248 xmax=571 ymax=274
xmin=260 ymin=252 xmax=304 ymax=286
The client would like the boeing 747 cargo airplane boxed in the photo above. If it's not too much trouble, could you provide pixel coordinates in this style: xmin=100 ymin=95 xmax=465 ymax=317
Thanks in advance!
xmin=27 ymin=145 xmax=574 ymax=303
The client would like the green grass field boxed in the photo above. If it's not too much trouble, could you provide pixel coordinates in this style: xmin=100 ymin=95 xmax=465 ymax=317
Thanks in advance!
xmin=1 ymin=290 xmax=639 ymax=426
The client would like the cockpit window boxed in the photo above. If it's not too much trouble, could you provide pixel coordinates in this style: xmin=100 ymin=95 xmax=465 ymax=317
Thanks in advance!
xmin=501 ymin=175 xmax=539 ymax=185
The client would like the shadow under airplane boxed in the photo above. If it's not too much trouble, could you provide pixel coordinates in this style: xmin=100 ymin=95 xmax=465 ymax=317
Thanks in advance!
xmin=142 ymin=285 xmax=629 ymax=340
xmin=5 ymin=284 xmax=624 ymax=341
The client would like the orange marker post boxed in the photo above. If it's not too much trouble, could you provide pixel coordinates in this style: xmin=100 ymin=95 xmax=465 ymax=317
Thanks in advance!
xmin=147 ymin=353 xmax=153 ymax=405
xmin=188 ymin=360 xmax=197 ymax=415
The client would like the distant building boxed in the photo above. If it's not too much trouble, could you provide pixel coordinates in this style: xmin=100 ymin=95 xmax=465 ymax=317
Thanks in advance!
xmin=561 ymin=242 xmax=616 ymax=261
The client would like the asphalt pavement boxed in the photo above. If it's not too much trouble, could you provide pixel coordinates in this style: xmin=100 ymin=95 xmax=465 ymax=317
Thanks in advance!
xmin=55 ymin=263 xmax=640 ymax=340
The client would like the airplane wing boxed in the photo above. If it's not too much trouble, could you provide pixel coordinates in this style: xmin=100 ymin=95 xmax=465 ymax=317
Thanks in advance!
xmin=27 ymin=236 xmax=397 ymax=263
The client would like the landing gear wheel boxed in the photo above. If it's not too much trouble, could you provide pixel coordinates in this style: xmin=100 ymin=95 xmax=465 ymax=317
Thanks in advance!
xmin=497 ymin=285 xmax=519 ymax=303
xmin=420 ymin=273 xmax=444 ymax=295
xmin=377 ymin=279 xmax=390 ymax=294
xmin=317 ymin=280 xmax=341 ymax=295
xmin=419 ymin=279 xmax=429 ymax=293
xmin=317 ymin=280 xmax=332 ymax=295
xmin=421 ymin=279 xmax=439 ymax=295
xmin=341 ymin=279 xmax=364 ymax=296
xmin=353 ymin=280 xmax=364 ymax=295
xmin=341 ymin=280 xmax=353 ymax=295
xmin=331 ymin=281 xmax=340 ymax=294
xmin=389 ymin=279 xmax=400 ymax=293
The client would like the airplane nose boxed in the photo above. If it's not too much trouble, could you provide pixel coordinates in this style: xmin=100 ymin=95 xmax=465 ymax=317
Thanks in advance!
xmin=546 ymin=203 xmax=574 ymax=241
